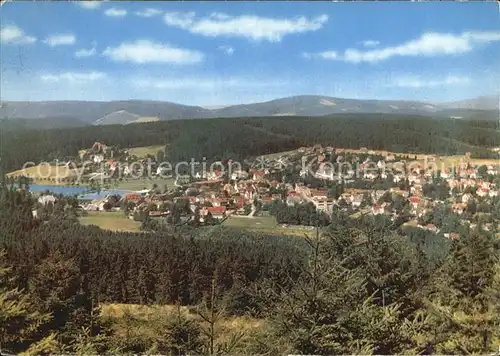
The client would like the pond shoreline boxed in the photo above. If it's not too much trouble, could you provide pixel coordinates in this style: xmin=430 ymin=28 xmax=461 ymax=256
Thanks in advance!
xmin=22 ymin=184 xmax=136 ymax=199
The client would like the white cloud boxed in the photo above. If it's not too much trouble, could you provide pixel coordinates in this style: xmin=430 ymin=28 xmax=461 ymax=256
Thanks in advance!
xmin=0 ymin=25 xmax=36 ymax=44
xmin=135 ymin=8 xmax=163 ymax=17
xmin=164 ymin=12 xmax=196 ymax=28
xmin=75 ymin=1 xmax=103 ymax=10
xmin=104 ymin=7 xmax=127 ymax=17
xmin=43 ymin=34 xmax=76 ymax=47
xmin=75 ymin=47 xmax=97 ymax=58
xmin=103 ymin=40 xmax=204 ymax=64
xmin=387 ymin=75 xmax=471 ymax=88
xmin=306 ymin=30 xmax=500 ymax=63
xmin=209 ymin=12 xmax=231 ymax=21
xmin=317 ymin=51 xmax=338 ymax=59
xmin=40 ymin=71 xmax=107 ymax=83
xmin=163 ymin=12 xmax=328 ymax=42
xmin=361 ymin=40 xmax=379 ymax=48
xmin=218 ymin=45 xmax=234 ymax=55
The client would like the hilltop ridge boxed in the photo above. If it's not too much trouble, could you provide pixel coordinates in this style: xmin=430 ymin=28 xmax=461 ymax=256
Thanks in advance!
xmin=0 ymin=94 xmax=497 ymax=127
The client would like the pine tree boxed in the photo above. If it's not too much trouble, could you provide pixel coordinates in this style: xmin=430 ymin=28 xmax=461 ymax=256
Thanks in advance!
xmin=27 ymin=251 xmax=105 ymax=350
xmin=0 ymin=250 xmax=58 ymax=354
xmin=159 ymin=305 xmax=203 ymax=355
xmin=265 ymin=224 xmax=431 ymax=354
xmin=423 ymin=229 xmax=500 ymax=354
xmin=195 ymin=272 xmax=244 ymax=355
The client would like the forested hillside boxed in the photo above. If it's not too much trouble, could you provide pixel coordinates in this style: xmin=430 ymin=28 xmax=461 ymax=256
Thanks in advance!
xmin=1 ymin=186 xmax=499 ymax=354
xmin=1 ymin=114 xmax=498 ymax=172
xmin=1 ymin=95 xmax=497 ymax=124
xmin=0 ymin=117 xmax=87 ymax=130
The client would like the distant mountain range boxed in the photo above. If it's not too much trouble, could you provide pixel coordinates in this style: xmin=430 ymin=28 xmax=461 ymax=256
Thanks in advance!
xmin=0 ymin=95 xmax=497 ymax=128
xmin=441 ymin=95 xmax=499 ymax=111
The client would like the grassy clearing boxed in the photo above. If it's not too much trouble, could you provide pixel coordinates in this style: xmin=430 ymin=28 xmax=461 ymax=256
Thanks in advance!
xmin=261 ymin=147 xmax=499 ymax=169
xmin=223 ymin=215 xmax=277 ymax=229
xmin=223 ymin=215 xmax=315 ymax=236
xmin=261 ymin=150 xmax=299 ymax=159
xmin=112 ymin=178 xmax=176 ymax=191
xmin=132 ymin=116 xmax=160 ymax=124
xmin=411 ymin=156 xmax=500 ymax=169
xmin=79 ymin=211 xmax=141 ymax=232
xmin=127 ymin=145 xmax=165 ymax=158
xmin=403 ymin=220 xmax=419 ymax=227
xmin=8 ymin=164 xmax=80 ymax=181
xmin=102 ymin=303 xmax=266 ymax=343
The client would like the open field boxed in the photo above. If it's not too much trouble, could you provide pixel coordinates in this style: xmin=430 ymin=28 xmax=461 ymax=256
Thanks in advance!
xmin=112 ymin=177 xmax=176 ymax=191
xmin=260 ymin=149 xmax=299 ymax=159
xmin=410 ymin=156 xmax=499 ymax=168
xmin=223 ymin=215 xmax=317 ymax=236
xmin=262 ymin=147 xmax=499 ymax=168
xmin=261 ymin=147 xmax=428 ymax=161
xmin=338 ymin=149 xmax=499 ymax=168
xmin=403 ymin=220 xmax=419 ymax=227
xmin=127 ymin=145 xmax=165 ymax=158
xmin=131 ymin=116 xmax=160 ymax=124
xmin=79 ymin=211 xmax=141 ymax=232
xmin=7 ymin=164 xmax=80 ymax=182
xmin=102 ymin=303 xmax=266 ymax=344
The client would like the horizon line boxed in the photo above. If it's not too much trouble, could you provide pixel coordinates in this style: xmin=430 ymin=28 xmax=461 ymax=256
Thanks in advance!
xmin=0 ymin=93 xmax=498 ymax=108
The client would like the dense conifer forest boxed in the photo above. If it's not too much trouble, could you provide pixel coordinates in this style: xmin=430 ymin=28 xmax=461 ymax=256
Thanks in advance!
xmin=1 ymin=185 xmax=499 ymax=354
xmin=1 ymin=114 xmax=498 ymax=172
xmin=1 ymin=115 xmax=499 ymax=354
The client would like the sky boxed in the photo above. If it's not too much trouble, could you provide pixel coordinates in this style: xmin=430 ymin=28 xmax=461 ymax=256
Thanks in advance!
xmin=0 ymin=1 xmax=499 ymax=106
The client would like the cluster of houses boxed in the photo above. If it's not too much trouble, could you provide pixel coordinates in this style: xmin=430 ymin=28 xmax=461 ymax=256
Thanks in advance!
xmin=31 ymin=143 xmax=500 ymax=237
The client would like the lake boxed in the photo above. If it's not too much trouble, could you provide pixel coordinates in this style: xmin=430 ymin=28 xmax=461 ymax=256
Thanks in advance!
xmin=26 ymin=184 xmax=134 ymax=200
xmin=26 ymin=184 xmax=89 ymax=196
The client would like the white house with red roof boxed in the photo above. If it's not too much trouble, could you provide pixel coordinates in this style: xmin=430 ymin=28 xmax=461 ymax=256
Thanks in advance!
xmin=351 ymin=194 xmax=364 ymax=208
xmin=124 ymin=193 xmax=142 ymax=203
xmin=452 ymin=203 xmax=467 ymax=215
xmin=371 ymin=204 xmax=385 ymax=215
xmin=393 ymin=174 xmax=404 ymax=183
xmin=487 ymin=165 xmax=498 ymax=175
xmin=207 ymin=169 xmax=224 ymax=181
xmin=408 ymin=196 xmax=422 ymax=209
xmin=462 ymin=193 xmax=474 ymax=203
xmin=311 ymin=189 xmax=329 ymax=199
xmin=408 ymin=172 xmax=422 ymax=184
xmin=440 ymin=169 xmax=451 ymax=179
xmin=200 ymin=206 xmax=227 ymax=220
xmin=286 ymin=191 xmax=301 ymax=206
xmin=447 ymin=179 xmax=463 ymax=190
xmin=364 ymin=171 xmax=378 ymax=180
xmin=425 ymin=224 xmax=439 ymax=233
xmin=252 ymin=169 xmax=266 ymax=181
xmin=93 ymin=154 xmax=104 ymax=164
xmin=468 ymin=169 xmax=478 ymax=179
xmin=231 ymin=170 xmax=249 ymax=180
xmin=477 ymin=187 xmax=489 ymax=197
xmin=444 ymin=232 xmax=460 ymax=240
xmin=314 ymin=197 xmax=335 ymax=212
xmin=244 ymin=188 xmax=256 ymax=200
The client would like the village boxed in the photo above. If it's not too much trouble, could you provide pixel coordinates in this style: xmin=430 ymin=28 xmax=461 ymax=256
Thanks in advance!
xmin=16 ymin=140 xmax=500 ymax=237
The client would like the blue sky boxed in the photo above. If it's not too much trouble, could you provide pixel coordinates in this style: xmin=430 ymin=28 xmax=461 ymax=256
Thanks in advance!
xmin=1 ymin=1 xmax=499 ymax=105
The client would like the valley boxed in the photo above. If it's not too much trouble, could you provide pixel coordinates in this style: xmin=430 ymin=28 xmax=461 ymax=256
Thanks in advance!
xmin=1 ymin=1 xmax=499 ymax=353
